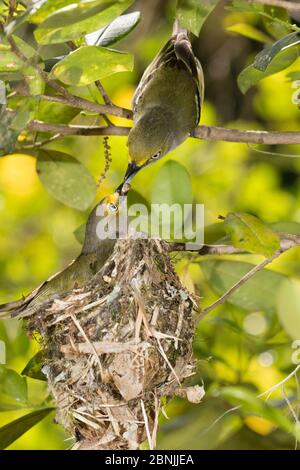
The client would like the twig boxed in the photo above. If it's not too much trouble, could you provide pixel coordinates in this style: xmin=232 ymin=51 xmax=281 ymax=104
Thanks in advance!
xmin=168 ymin=243 xmax=243 ymax=255
xmin=282 ymin=385 xmax=299 ymax=450
xmin=196 ymin=246 xmax=291 ymax=321
xmin=23 ymin=120 xmax=300 ymax=145
xmin=168 ymin=237 xmax=300 ymax=256
xmin=8 ymin=0 xmax=16 ymax=19
xmin=26 ymin=121 xmax=130 ymax=136
xmin=21 ymin=133 xmax=61 ymax=149
xmin=140 ymin=399 xmax=154 ymax=450
xmin=260 ymin=364 xmax=300 ymax=400
xmin=151 ymin=392 xmax=160 ymax=449
xmin=201 ymin=364 xmax=300 ymax=437
xmin=95 ymin=80 xmax=112 ymax=106
xmin=192 ymin=126 xmax=300 ymax=145
xmin=28 ymin=93 xmax=133 ymax=120
xmin=5 ymin=19 xmax=300 ymax=145
xmin=6 ymin=33 xmax=133 ymax=120
xmin=69 ymin=313 xmax=104 ymax=379
xmin=246 ymin=0 xmax=300 ymax=12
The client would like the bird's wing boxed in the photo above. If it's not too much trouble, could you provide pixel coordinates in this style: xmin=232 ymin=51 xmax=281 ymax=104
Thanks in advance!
xmin=0 ymin=258 xmax=77 ymax=319
xmin=133 ymin=30 xmax=203 ymax=124
xmin=132 ymin=38 xmax=175 ymax=113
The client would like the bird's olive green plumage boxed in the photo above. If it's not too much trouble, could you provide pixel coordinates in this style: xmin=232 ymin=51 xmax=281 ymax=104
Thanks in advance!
xmin=0 ymin=193 xmax=124 ymax=319
xmin=121 ymin=23 xmax=204 ymax=186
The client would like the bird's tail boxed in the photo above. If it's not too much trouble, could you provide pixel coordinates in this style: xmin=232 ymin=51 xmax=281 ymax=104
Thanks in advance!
xmin=0 ymin=298 xmax=24 ymax=319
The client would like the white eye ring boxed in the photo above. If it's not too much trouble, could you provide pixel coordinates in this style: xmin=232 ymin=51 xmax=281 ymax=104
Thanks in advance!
xmin=109 ymin=203 xmax=118 ymax=213
xmin=151 ymin=151 xmax=161 ymax=160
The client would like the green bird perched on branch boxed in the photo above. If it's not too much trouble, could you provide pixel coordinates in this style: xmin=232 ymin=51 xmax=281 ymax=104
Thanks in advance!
xmin=118 ymin=19 xmax=204 ymax=191
xmin=0 ymin=191 xmax=127 ymax=319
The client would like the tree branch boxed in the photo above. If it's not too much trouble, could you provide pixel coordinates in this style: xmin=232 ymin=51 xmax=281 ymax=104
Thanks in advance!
xmin=167 ymin=235 xmax=300 ymax=321
xmin=192 ymin=126 xmax=300 ymax=145
xmin=95 ymin=80 xmax=112 ymax=106
xmin=246 ymin=0 xmax=300 ymax=12
xmin=37 ymin=94 xmax=133 ymax=120
xmin=167 ymin=243 xmax=244 ymax=255
xmin=26 ymin=121 xmax=130 ymax=136
xmin=5 ymin=32 xmax=133 ymax=120
xmin=5 ymin=9 xmax=300 ymax=144
xmin=168 ymin=236 xmax=300 ymax=256
xmin=24 ymin=119 xmax=300 ymax=145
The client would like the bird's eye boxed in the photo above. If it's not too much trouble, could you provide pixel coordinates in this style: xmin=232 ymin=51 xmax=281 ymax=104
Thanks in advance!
xmin=108 ymin=203 xmax=118 ymax=213
xmin=151 ymin=151 xmax=161 ymax=160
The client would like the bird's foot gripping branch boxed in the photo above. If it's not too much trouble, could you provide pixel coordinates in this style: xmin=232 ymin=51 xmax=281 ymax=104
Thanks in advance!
xmin=26 ymin=239 xmax=202 ymax=450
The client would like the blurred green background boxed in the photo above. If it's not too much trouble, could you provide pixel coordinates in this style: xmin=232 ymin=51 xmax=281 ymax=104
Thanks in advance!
xmin=1 ymin=0 xmax=300 ymax=449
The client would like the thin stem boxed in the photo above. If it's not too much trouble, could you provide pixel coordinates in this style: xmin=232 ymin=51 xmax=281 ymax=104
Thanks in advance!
xmin=196 ymin=245 xmax=293 ymax=322
xmin=34 ymin=94 xmax=133 ymax=120
xmin=193 ymin=126 xmax=300 ymax=145
xmin=95 ymin=80 xmax=112 ymax=106
xmin=168 ymin=237 xmax=300 ymax=255
xmin=23 ymin=119 xmax=300 ymax=145
xmin=26 ymin=121 xmax=130 ymax=136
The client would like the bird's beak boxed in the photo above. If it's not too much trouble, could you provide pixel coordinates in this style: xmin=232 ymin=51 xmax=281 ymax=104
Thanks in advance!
xmin=124 ymin=161 xmax=141 ymax=184
xmin=116 ymin=162 xmax=141 ymax=195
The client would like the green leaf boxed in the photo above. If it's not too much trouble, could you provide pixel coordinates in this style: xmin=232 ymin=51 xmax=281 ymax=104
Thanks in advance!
xmin=176 ymin=0 xmax=219 ymax=36
xmin=254 ymin=32 xmax=300 ymax=72
xmin=151 ymin=161 xmax=193 ymax=207
xmin=50 ymin=46 xmax=133 ymax=86
xmin=287 ymin=71 xmax=300 ymax=81
xmin=0 ymin=50 xmax=22 ymax=72
xmin=0 ymin=36 xmax=37 ymax=73
xmin=37 ymin=100 xmax=79 ymax=124
xmin=228 ymin=0 xmax=264 ymax=14
xmin=13 ymin=35 xmax=36 ymax=60
xmin=277 ymin=279 xmax=300 ymax=340
xmin=201 ymin=260 xmax=286 ymax=311
xmin=223 ymin=212 xmax=280 ymax=257
xmin=21 ymin=351 xmax=46 ymax=381
xmin=220 ymin=386 xmax=300 ymax=438
xmin=0 ymin=365 xmax=28 ymax=403
xmin=7 ymin=96 xmax=39 ymax=131
xmin=238 ymin=45 xmax=300 ymax=94
xmin=0 ymin=394 xmax=30 ymax=412
xmin=0 ymin=408 xmax=55 ymax=449
xmin=22 ymin=66 xmax=45 ymax=96
xmin=229 ymin=1 xmax=295 ymax=36
xmin=29 ymin=0 xmax=83 ymax=24
xmin=262 ymin=4 xmax=294 ymax=39
xmin=5 ymin=9 xmax=31 ymax=35
xmin=36 ymin=150 xmax=96 ymax=211
xmin=34 ymin=0 xmax=133 ymax=45
xmin=271 ymin=221 xmax=300 ymax=235
xmin=226 ymin=23 xmax=272 ymax=43
xmin=87 ymin=11 xmax=141 ymax=47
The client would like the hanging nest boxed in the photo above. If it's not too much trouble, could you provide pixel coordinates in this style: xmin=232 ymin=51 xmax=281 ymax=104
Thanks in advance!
xmin=26 ymin=239 xmax=203 ymax=450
